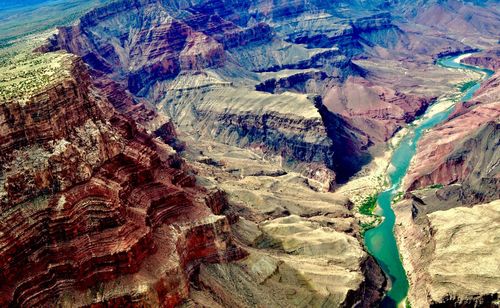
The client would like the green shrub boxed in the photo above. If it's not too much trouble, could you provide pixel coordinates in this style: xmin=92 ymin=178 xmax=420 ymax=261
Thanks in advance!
xmin=459 ymin=81 xmax=476 ymax=92
xmin=359 ymin=194 xmax=378 ymax=215
xmin=429 ymin=183 xmax=444 ymax=189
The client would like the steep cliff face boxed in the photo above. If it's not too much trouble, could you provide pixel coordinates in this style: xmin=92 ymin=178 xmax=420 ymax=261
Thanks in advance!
xmin=396 ymin=56 xmax=499 ymax=307
xmin=0 ymin=58 xmax=114 ymax=205
xmin=40 ymin=0 xmax=460 ymax=186
xmin=394 ymin=198 xmax=500 ymax=308
xmin=461 ymin=48 xmax=500 ymax=71
xmin=411 ymin=0 xmax=500 ymax=40
xmin=153 ymin=75 xmax=373 ymax=184
xmin=43 ymin=3 xmax=226 ymax=94
xmin=178 ymin=135 xmax=386 ymax=307
xmin=323 ymin=76 xmax=432 ymax=143
xmin=0 ymin=53 xmax=386 ymax=306
xmin=0 ymin=56 xmax=244 ymax=307
xmin=292 ymin=12 xmax=403 ymax=54
xmin=404 ymin=70 xmax=500 ymax=204
xmin=17 ymin=1 xmax=499 ymax=306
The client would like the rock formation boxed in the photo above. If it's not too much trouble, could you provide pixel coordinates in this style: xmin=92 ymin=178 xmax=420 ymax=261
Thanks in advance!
xmin=461 ymin=48 xmax=500 ymax=71
xmin=179 ymin=138 xmax=386 ymax=307
xmin=404 ymin=69 xmax=499 ymax=204
xmin=40 ymin=0 xmax=471 ymax=184
xmin=397 ymin=51 xmax=500 ymax=307
xmin=0 ymin=55 xmax=244 ymax=307
xmin=1 ymin=0 xmax=499 ymax=307
xmin=395 ymin=198 xmax=500 ymax=307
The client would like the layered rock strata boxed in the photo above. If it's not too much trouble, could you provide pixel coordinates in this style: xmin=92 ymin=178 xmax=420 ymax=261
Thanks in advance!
xmin=17 ymin=0 xmax=500 ymax=307
xmin=0 ymin=56 xmax=243 ymax=307
xmin=397 ymin=53 xmax=500 ymax=307
xmin=395 ymin=198 xmax=500 ymax=307
xmin=39 ymin=0 xmax=459 ymax=185
xmin=404 ymin=70 xmax=500 ymax=204
xmin=179 ymin=138 xmax=386 ymax=307
xmin=461 ymin=48 xmax=500 ymax=71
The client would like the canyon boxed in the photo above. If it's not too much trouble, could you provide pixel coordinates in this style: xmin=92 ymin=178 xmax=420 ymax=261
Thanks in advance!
xmin=0 ymin=0 xmax=499 ymax=307
xmin=395 ymin=52 xmax=499 ymax=307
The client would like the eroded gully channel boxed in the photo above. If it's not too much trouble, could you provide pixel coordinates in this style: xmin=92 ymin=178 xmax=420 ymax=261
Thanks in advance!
xmin=363 ymin=53 xmax=494 ymax=307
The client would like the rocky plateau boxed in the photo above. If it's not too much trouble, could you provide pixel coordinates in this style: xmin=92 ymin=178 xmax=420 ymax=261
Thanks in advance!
xmin=396 ymin=50 xmax=500 ymax=307
xmin=0 ymin=0 xmax=499 ymax=307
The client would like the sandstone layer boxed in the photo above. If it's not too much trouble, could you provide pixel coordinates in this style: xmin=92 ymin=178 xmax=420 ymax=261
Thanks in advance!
xmin=40 ymin=0 xmax=480 ymax=185
xmin=461 ymin=48 xmax=500 ymax=71
xmin=404 ymin=69 xmax=500 ymax=204
xmin=2 ymin=0 xmax=500 ymax=307
xmin=178 ymin=137 xmax=386 ymax=307
xmin=398 ymin=50 xmax=500 ymax=307
xmin=395 ymin=198 xmax=500 ymax=307
xmin=0 ymin=55 xmax=244 ymax=307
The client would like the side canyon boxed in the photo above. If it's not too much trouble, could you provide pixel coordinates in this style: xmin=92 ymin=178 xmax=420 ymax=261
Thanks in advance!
xmin=0 ymin=0 xmax=499 ymax=307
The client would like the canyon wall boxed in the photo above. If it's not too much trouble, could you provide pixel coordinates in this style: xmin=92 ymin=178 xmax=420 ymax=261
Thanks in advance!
xmin=0 ymin=56 xmax=244 ymax=307
xmin=397 ymin=52 xmax=500 ymax=307
xmin=404 ymin=69 xmax=500 ymax=204
xmin=40 ymin=0 xmax=459 ymax=185
xmin=3 ymin=0 xmax=500 ymax=307
xmin=461 ymin=48 xmax=500 ymax=71
xmin=0 ymin=54 xmax=386 ymax=306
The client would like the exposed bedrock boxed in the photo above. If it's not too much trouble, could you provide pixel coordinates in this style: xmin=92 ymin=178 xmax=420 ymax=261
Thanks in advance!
xmin=394 ymin=198 xmax=500 ymax=308
xmin=293 ymin=12 xmax=402 ymax=52
xmin=156 ymin=81 xmax=372 ymax=186
xmin=8 ymin=0 xmax=499 ymax=306
xmin=255 ymin=71 xmax=330 ymax=94
xmin=40 ymin=1 xmax=377 ymax=184
xmin=410 ymin=0 xmax=500 ymax=40
xmin=460 ymin=48 xmax=500 ymax=72
xmin=179 ymin=138 xmax=387 ymax=307
xmin=257 ymin=72 xmax=433 ymax=145
xmin=0 ymin=58 xmax=244 ymax=307
xmin=404 ymin=71 xmax=500 ymax=204
xmin=396 ymin=53 xmax=500 ymax=307
xmin=0 ymin=59 xmax=107 ymax=166
xmin=39 ymin=0 xmax=468 ymax=187
xmin=44 ymin=10 xmax=225 ymax=94
xmin=323 ymin=76 xmax=433 ymax=143
xmin=405 ymin=118 xmax=499 ymax=201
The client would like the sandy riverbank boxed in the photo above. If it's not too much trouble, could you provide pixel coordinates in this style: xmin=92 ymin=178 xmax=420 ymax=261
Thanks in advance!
xmin=337 ymin=58 xmax=484 ymax=219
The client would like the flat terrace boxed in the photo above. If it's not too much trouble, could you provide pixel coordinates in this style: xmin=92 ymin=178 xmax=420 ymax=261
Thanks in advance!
xmin=0 ymin=32 xmax=75 ymax=104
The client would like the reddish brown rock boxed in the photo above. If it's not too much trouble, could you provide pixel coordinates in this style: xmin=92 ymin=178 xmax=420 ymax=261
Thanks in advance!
xmin=43 ymin=8 xmax=226 ymax=94
xmin=404 ymin=72 xmax=500 ymax=203
xmin=0 ymin=57 xmax=244 ymax=307
xmin=0 ymin=59 xmax=110 ymax=165
xmin=323 ymin=76 xmax=432 ymax=143
xmin=461 ymin=48 xmax=500 ymax=71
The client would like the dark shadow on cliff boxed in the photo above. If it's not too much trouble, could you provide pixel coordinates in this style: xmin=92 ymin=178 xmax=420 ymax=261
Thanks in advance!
xmin=312 ymin=95 xmax=373 ymax=184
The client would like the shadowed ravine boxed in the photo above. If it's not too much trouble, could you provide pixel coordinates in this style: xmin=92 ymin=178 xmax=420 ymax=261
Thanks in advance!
xmin=363 ymin=53 xmax=494 ymax=307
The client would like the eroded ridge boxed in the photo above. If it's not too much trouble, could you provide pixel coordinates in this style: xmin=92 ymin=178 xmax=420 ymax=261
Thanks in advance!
xmin=0 ymin=56 xmax=244 ymax=307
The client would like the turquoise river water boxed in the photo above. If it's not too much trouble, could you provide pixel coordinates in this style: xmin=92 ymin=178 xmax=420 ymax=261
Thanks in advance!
xmin=363 ymin=54 xmax=494 ymax=307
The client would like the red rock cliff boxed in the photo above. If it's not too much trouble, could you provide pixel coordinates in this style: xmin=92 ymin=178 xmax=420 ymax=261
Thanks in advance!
xmin=404 ymin=71 xmax=500 ymax=203
xmin=0 ymin=57 xmax=244 ymax=307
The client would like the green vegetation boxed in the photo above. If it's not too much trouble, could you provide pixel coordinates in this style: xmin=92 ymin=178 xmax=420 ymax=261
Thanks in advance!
xmin=0 ymin=0 xmax=112 ymax=47
xmin=0 ymin=30 xmax=77 ymax=104
xmin=360 ymin=221 xmax=375 ymax=235
xmin=0 ymin=48 xmax=73 ymax=103
xmin=359 ymin=194 xmax=378 ymax=215
xmin=392 ymin=191 xmax=404 ymax=204
xmin=429 ymin=183 xmax=444 ymax=189
xmin=357 ymin=193 xmax=382 ymax=235
xmin=405 ymin=298 xmax=412 ymax=308
xmin=360 ymin=216 xmax=382 ymax=235
xmin=458 ymin=80 xmax=476 ymax=92
xmin=0 ymin=0 xmax=116 ymax=103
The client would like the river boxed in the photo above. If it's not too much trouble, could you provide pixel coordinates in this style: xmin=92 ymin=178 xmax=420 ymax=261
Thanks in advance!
xmin=363 ymin=53 xmax=494 ymax=307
